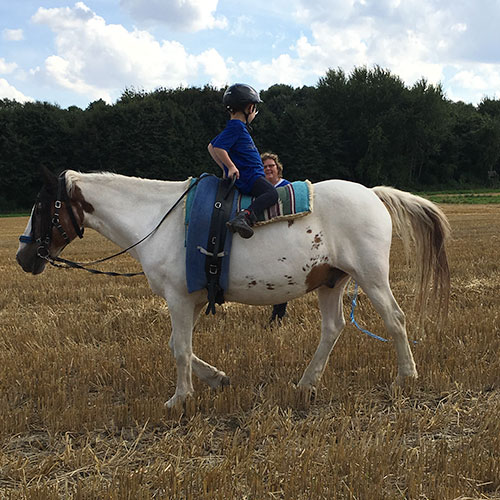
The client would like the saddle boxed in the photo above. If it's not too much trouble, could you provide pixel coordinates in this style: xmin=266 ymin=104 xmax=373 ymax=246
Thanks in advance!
xmin=185 ymin=175 xmax=313 ymax=315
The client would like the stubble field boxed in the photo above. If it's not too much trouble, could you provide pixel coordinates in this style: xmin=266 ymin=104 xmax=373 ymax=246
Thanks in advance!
xmin=0 ymin=204 xmax=499 ymax=499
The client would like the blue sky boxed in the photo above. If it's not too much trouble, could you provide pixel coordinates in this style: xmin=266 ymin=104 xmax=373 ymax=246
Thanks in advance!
xmin=1 ymin=0 xmax=500 ymax=109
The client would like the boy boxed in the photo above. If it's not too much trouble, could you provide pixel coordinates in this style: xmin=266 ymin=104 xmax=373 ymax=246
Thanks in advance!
xmin=208 ymin=84 xmax=278 ymax=239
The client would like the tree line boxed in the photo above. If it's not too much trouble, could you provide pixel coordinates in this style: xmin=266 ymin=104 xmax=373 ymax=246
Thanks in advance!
xmin=1 ymin=65 xmax=500 ymax=211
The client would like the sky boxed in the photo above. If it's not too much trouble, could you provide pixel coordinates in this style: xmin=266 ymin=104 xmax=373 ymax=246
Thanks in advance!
xmin=1 ymin=0 xmax=500 ymax=109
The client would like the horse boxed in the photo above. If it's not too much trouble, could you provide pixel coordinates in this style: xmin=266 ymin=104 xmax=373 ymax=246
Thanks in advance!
xmin=16 ymin=168 xmax=451 ymax=408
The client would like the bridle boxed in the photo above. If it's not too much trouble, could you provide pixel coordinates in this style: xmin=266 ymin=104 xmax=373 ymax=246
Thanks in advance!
xmin=19 ymin=171 xmax=205 ymax=277
xmin=19 ymin=171 xmax=84 ymax=259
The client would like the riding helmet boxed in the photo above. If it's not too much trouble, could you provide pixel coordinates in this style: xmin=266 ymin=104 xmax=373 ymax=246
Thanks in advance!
xmin=223 ymin=84 xmax=262 ymax=112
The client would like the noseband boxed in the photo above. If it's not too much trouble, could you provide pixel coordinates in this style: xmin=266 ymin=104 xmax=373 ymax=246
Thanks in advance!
xmin=19 ymin=171 xmax=84 ymax=258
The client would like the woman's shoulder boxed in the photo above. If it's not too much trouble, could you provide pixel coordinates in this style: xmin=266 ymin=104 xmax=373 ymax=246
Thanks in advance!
xmin=276 ymin=179 xmax=291 ymax=187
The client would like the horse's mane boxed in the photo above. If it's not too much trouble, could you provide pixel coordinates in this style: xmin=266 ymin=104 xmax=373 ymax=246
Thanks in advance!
xmin=65 ymin=170 xmax=190 ymax=196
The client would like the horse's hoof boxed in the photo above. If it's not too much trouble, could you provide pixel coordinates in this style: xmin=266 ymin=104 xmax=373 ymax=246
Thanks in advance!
xmin=305 ymin=386 xmax=317 ymax=403
xmin=296 ymin=383 xmax=317 ymax=403
xmin=164 ymin=397 xmax=180 ymax=409
xmin=164 ymin=392 xmax=192 ymax=409
xmin=209 ymin=374 xmax=231 ymax=391
xmin=207 ymin=372 xmax=231 ymax=389
xmin=391 ymin=374 xmax=418 ymax=397
xmin=395 ymin=372 xmax=418 ymax=387
xmin=220 ymin=375 xmax=231 ymax=388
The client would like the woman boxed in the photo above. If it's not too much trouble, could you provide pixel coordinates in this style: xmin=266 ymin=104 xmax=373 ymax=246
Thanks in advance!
xmin=261 ymin=152 xmax=290 ymax=322
xmin=262 ymin=152 xmax=291 ymax=188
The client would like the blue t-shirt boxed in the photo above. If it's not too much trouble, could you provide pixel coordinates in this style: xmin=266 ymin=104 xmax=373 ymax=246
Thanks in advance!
xmin=211 ymin=119 xmax=265 ymax=194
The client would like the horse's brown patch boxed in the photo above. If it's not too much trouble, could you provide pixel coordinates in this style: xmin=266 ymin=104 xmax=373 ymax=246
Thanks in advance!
xmin=50 ymin=201 xmax=85 ymax=248
xmin=248 ymin=280 xmax=257 ymax=288
xmin=72 ymin=185 xmax=94 ymax=214
xmin=311 ymin=232 xmax=324 ymax=250
xmin=288 ymin=220 xmax=294 ymax=227
xmin=266 ymin=283 xmax=275 ymax=290
xmin=305 ymin=264 xmax=347 ymax=292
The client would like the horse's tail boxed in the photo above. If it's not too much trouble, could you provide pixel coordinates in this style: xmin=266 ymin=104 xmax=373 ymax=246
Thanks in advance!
xmin=372 ymin=186 xmax=451 ymax=325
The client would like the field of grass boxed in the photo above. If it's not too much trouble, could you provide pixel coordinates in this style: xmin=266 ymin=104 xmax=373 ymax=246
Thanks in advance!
xmin=419 ymin=188 xmax=500 ymax=205
xmin=424 ymin=193 xmax=500 ymax=204
xmin=1 ymin=204 xmax=499 ymax=499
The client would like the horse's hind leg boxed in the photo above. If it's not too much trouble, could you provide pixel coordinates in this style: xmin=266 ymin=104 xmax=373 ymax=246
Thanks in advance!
xmin=357 ymin=278 xmax=417 ymax=383
xmin=298 ymin=277 xmax=350 ymax=391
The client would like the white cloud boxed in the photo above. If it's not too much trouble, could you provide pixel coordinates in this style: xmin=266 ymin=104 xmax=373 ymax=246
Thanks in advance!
xmin=3 ymin=0 xmax=500 ymax=106
xmin=120 ymin=0 xmax=227 ymax=32
xmin=239 ymin=54 xmax=310 ymax=89
xmin=451 ymin=23 xmax=467 ymax=33
xmin=368 ymin=29 xmax=444 ymax=85
xmin=2 ymin=28 xmax=24 ymax=41
xmin=198 ymin=48 xmax=229 ymax=87
xmin=280 ymin=0 xmax=499 ymax=98
xmin=450 ymin=65 xmax=500 ymax=98
xmin=0 ymin=58 xmax=18 ymax=75
xmin=31 ymin=2 xmax=229 ymax=102
xmin=229 ymin=15 xmax=256 ymax=37
xmin=0 ymin=78 xmax=34 ymax=102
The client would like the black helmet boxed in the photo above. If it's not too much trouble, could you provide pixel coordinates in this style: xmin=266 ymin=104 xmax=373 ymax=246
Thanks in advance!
xmin=223 ymin=83 xmax=262 ymax=112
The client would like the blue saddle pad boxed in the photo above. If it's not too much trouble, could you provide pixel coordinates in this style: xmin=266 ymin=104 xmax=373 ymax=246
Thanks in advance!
xmin=185 ymin=175 xmax=238 ymax=294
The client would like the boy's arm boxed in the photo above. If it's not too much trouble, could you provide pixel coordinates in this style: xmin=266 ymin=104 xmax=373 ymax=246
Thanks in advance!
xmin=207 ymin=143 xmax=225 ymax=176
xmin=208 ymin=144 xmax=240 ymax=179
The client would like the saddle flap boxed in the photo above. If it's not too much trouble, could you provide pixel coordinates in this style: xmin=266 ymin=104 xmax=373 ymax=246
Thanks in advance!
xmin=185 ymin=175 xmax=237 ymax=298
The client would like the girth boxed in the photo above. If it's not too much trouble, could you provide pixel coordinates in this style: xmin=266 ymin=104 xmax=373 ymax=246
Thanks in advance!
xmin=201 ymin=177 xmax=236 ymax=314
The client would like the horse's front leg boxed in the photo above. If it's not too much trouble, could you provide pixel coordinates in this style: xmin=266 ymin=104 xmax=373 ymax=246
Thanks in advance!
xmin=165 ymin=295 xmax=197 ymax=408
xmin=192 ymin=354 xmax=230 ymax=389
xmin=190 ymin=302 xmax=230 ymax=389
xmin=165 ymin=298 xmax=230 ymax=407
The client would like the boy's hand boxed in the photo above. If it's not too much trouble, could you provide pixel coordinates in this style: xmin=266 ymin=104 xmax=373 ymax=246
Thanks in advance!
xmin=227 ymin=165 xmax=240 ymax=179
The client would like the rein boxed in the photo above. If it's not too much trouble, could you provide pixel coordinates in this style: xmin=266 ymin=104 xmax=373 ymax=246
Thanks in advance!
xmin=21 ymin=173 xmax=202 ymax=277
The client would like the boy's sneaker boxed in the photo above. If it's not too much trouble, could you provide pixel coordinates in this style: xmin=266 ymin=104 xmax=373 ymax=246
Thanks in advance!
xmin=226 ymin=210 xmax=255 ymax=239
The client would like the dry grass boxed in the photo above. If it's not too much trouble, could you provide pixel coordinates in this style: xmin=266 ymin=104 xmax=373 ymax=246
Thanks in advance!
xmin=1 ymin=204 xmax=499 ymax=499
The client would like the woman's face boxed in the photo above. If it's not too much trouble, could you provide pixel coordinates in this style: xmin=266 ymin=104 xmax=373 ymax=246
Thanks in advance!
xmin=263 ymin=158 xmax=280 ymax=184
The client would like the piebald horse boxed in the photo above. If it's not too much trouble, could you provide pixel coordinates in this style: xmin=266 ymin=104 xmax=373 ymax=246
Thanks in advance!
xmin=16 ymin=168 xmax=450 ymax=408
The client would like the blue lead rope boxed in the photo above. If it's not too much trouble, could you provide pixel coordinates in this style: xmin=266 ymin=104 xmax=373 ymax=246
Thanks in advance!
xmin=349 ymin=281 xmax=389 ymax=342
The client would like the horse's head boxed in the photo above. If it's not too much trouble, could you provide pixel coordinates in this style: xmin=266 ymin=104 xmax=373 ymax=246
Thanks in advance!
xmin=16 ymin=167 xmax=85 ymax=275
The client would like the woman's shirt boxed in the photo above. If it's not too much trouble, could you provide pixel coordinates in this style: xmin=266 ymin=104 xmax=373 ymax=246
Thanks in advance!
xmin=274 ymin=178 xmax=291 ymax=187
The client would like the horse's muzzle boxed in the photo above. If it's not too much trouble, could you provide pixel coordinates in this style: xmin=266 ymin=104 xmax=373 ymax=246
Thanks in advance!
xmin=16 ymin=246 xmax=47 ymax=275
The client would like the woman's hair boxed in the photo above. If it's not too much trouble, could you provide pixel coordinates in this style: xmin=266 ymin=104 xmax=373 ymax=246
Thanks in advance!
xmin=261 ymin=152 xmax=284 ymax=177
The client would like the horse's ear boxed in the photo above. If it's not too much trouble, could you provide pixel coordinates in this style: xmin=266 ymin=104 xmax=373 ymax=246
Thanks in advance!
xmin=40 ymin=166 xmax=58 ymax=195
